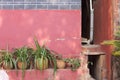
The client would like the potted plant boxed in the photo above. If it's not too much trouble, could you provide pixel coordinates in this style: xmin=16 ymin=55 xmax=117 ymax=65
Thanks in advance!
xmin=34 ymin=47 xmax=49 ymax=70
xmin=13 ymin=46 xmax=33 ymax=70
xmin=33 ymin=38 xmax=57 ymax=73
xmin=55 ymin=55 xmax=66 ymax=69
xmin=56 ymin=59 xmax=66 ymax=69
xmin=64 ymin=58 xmax=80 ymax=71
xmin=0 ymin=48 xmax=16 ymax=70
xmin=13 ymin=46 xmax=34 ymax=80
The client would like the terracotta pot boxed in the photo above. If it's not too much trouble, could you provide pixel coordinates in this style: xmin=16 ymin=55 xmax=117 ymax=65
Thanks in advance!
xmin=35 ymin=57 xmax=48 ymax=70
xmin=3 ymin=62 xmax=13 ymax=69
xmin=56 ymin=60 xmax=66 ymax=69
xmin=17 ymin=61 xmax=27 ymax=69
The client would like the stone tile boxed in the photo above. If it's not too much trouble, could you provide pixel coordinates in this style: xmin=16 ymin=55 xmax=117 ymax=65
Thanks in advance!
xmin=0 ymin=5 xmax=2 ymax=9
xmin=0 ymin=0 xmax=81 ymax=10
xmin=71 ymin=4 xmax=81 ymax=9
xmin=37 ymin=0 xmax=48 ymax=3
xmin=59 ymin=5 xmax=70 ymax=10
xmin=2 ymin=0 xmax=9 ymax=1
xmin=14 ymin=0 xmax=24 ymax=3
xmin=59 ymin=0 xmax=71 ymax=3
xmin=48 ymin=4 xmax=58 ymax=9
xmin=1 ymin=0 xmax=13 ymax=3
xmin=2 ymin=4 xmax=13 ymax=9
xmin=71 ymin=0 xmax=81 ymax=3
xmin=24 ymin=4 xmax=37 ymax=9
xmin=49 ymin=0 xmax=60 ymax=3
xmin=14 ymin=4 xmax=24 ymax=9
xmin=37 ymin=4 xmax=47 ymax=9
xmin=24 ymin=0 xmax=37 ymax=3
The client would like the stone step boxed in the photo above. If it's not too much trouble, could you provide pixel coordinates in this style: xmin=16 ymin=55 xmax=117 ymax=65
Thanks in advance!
xmin=82 ymin=45 xmax=105 ymax=56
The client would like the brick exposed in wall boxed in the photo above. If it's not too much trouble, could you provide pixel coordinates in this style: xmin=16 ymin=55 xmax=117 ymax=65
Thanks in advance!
xmin=0 ymin=0 xmax=81 ymax=10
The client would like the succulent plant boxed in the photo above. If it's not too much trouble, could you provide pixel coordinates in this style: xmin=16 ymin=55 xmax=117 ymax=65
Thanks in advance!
xmin=64 ymin=58 xmax=80 ymax=71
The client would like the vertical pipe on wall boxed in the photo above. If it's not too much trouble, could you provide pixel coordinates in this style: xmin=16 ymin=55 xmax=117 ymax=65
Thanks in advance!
xmin=90 ymin=0 xmax=94 ymax=43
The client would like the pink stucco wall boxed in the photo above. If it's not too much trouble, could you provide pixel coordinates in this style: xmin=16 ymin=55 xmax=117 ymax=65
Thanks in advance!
xmin=0 ymin=10 xmax=82 ymax=80
xmin=8 ymin=69 xmax=79 ymax=80
xmin=0 ymin=10 xmax=81 ymax=56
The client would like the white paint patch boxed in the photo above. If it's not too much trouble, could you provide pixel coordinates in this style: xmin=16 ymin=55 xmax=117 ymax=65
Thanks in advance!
xmin=0 ymin=70 xmax=9 ymax=80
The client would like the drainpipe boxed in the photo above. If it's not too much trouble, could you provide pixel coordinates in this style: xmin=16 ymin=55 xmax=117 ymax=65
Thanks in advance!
xmin=90 ymin=0 xmax=94 ymax=43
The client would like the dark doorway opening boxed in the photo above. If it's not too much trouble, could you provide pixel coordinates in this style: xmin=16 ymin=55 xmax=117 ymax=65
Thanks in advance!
xmin=88 ymin=55 xmax=99 ymax=79
xmin=82 ymin=0 xmax=90 ymax=40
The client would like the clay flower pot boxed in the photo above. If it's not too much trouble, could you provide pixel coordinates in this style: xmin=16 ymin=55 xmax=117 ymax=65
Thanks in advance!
xmin=17 ymin=61 xmax=27 ymax=69
xmin=56 ymin=59 xmax=66 ymax=69
xmin=3 ymin=62 xmax=13 ymax=69
xmin=35 ymin=57 xmax=48 ymax=70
